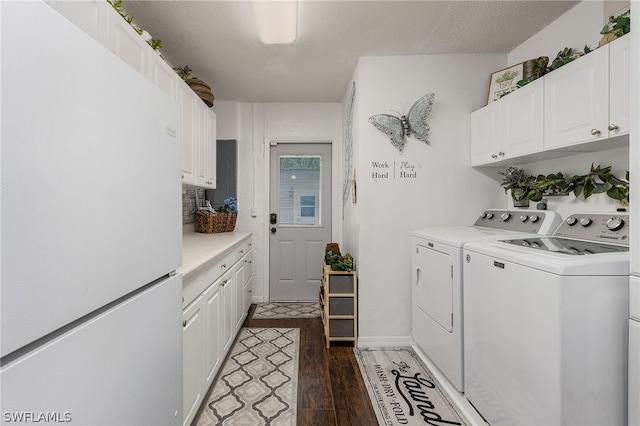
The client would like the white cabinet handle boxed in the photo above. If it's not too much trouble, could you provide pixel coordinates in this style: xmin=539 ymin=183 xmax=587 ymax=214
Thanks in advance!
xmin=591 ymin=128 xmax=601 ymax=135
xmin=608 ymin=124 xmax=619 ymax=131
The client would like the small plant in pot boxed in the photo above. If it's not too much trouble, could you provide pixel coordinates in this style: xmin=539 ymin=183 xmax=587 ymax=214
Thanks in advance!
xmin=498 ymin=166 xmax=542 ymax=207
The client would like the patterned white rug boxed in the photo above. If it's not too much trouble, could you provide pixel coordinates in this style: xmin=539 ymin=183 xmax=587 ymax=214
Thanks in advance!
xmin=252 ymin=302 xmax=320 ymax=319
xmin=195 ymin=328 xmax=299 ymax=426
xmin=355 ymin=347 xmax=468 ymax=426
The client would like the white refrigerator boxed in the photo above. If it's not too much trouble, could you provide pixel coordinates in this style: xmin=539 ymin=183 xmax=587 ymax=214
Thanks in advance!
xmin=1 ymin=2 xmax=183 ymax=425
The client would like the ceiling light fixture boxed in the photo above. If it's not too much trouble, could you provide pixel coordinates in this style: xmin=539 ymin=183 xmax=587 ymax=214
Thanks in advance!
xmin=252 ymin=0 xmax=298 ymax=45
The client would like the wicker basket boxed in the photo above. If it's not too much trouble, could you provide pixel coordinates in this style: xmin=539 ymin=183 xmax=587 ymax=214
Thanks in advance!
xmin=194 ymin=211 xmax=237 ymax=233
xmin=186 ymin=77 xmax=214 ymax=107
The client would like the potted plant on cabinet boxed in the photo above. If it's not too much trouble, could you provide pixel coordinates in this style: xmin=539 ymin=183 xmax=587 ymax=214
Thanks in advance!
xmin=498 ymin=166 xmax=542 ymax=207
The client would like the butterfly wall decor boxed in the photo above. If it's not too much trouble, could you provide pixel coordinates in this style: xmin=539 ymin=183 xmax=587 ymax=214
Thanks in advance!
xmin=369 ymin=93 xmax=435 ymax=153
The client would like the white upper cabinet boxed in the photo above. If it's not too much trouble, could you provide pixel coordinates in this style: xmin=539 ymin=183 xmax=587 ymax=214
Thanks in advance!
xmin=206 ymin=111 xmax=217 ymax=189
xmin=543 ymin=46 xmax=608 ymax=149
xmin=608 ymin=34 xmax=631 ymax=137
xmin=195 ymin=101 xmax=211 ymax=188
xmin=106 ymin=5 xmax=150 ymax=77
xmin=149 ymin=52 xmax=176 ymax=99
xmin=471 ymin=34 xmax=629 ymax=166
xmin=177 ymin=80 xmax=197 ymax=185
xmin=46 ymin=0 xmax=108 ymax=45
xmin=470 ymin=79 xmax=543 ymax=166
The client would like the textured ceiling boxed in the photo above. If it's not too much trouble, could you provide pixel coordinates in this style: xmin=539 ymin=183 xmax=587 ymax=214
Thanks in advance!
xmin=123 ymin=1 xmax=579 ymax=102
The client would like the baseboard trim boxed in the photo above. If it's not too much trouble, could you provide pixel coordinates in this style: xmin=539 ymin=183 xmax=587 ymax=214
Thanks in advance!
xmin=357 ymin=335 xmax=414 ymax=348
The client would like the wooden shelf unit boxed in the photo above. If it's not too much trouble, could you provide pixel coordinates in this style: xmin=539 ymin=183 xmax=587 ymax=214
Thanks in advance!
xmin=319 ymin=263 xmax=357 ymax=348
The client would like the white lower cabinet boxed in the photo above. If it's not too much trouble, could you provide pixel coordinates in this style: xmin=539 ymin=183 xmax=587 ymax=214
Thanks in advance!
xmin=182 ymin=295 xmax=204 ymax=426
xmin=234 ymin=257 xmax=247 ymax=331
xmin=203 ymin=280 xmax=222 ymax=388
xmin=181 ymin=236 xmax=252 ymax=426
xmin=243 ymin=251 xmax=253 ymax=312
xmin=221 ymin=269 xmax=236 ymax=354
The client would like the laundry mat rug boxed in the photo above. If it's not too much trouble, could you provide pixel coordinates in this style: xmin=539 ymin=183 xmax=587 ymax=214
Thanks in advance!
xmin=355 ymin=347 xmax=467 ymax=426
xmin=195 ymin=328 xmax=299 ymax=426
xmin=252 ymin=302 xmax=320 ymax=319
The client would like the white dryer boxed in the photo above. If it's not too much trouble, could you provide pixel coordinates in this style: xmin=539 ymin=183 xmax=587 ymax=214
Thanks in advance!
xmin=411 ymin=209 xmax=562 ymax=393
xmin=463 ymin=213 xmax=630 ymax=426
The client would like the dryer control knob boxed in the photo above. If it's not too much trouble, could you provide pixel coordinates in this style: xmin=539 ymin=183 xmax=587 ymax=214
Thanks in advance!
xmin=566 ymin=217 xmax=578 ymax=226
xmin=486 ymin=213 xmax=494 ymax=219
xmin=580 ymin=218 xmax=593 ymax=227
xmin=606 ymin=217 xmax=625 ymax=231
xmin=519 ymin=214 xmax=528 ymax=222
xmin=529 ymin=215 xmax=540 ymax=223
xmin=500 ymin=212 xmax=511 ymax=221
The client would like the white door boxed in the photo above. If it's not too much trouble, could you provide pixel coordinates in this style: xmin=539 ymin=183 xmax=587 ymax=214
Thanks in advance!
xmin=269 ymin=143 xmax=332 ymax=301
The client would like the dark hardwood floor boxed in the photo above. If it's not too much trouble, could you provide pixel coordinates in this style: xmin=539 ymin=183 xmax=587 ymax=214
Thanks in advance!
xmin=241 ymin=304 xmax=379 ymax=426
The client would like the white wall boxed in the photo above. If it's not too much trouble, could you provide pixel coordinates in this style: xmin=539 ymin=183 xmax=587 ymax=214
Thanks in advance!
xmin=508 ymin=1 xmax=604 ymax=65
xmin=350 ymin=54 xmax=505 ymax=346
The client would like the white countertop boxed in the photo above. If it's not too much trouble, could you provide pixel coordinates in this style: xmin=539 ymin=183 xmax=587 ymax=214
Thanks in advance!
xmin=179 ymin=227 xmax=251 ymax=280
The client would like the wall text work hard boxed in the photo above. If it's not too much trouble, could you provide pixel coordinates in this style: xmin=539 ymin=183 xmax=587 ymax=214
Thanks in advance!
xmin=371 ymin=161 xmax=419 ymax=180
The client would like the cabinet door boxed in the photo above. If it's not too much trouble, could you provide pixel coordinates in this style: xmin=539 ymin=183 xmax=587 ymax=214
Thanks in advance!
xmin=182 ymin=296 xmax=204 ymax=426
xmin=149 ymin=53 xmax=176 ymax=99
xmin=46 ymin=0 xmax=108 ymax=45
xmin=203 ymin=281 xmax=221 ymax=388
xmin=207 ymin=111 xmax=217 ymax=188
xmin=177 ymin=82 xmax=197 ymax=184
xmin=106 ymin=6 xmax=149 ymax=77
xmin=243 ymin=252 xmax=253 ymax=312
xmin=544 ymin=46 xmax=608 ymax=149
xmin=221 ymin=270 xmax=235 ymax=354
xmin=195 ymin=101 xmax=211 ymax=188
xmin=608 ymin=34 xmax=630 ymax=137
xmin=501 ymin=79 xmax=543 ymax=158
xmin=234 ymin=258 xmax=246 ymax=330
xmin=470 ymin=102 xmax=501 ymax=166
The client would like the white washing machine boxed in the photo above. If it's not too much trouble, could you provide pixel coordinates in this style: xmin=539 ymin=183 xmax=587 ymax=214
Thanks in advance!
xmin=463 ymin=213 xmax=630 ymax=426
xmin=411 ymin=209 xmax=562 ymax=393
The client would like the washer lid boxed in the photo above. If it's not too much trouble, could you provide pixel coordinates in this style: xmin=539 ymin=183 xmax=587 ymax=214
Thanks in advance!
xmin=464 ymin=239 xmax=630 ymax=276
xmin=503 ymin=237 xmax=629 ymax=255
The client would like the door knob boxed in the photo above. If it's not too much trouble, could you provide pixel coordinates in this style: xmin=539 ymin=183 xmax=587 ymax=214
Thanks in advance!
xmin=271 ymin=227 xmax=277 ymax=234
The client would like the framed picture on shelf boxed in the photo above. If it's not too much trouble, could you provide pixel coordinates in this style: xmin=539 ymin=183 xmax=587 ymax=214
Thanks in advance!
xmin=487 ymin=62 xmax=523 ymax=104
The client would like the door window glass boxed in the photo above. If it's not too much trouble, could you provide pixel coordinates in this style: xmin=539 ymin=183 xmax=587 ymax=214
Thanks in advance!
xmin=279 ymin=155 xmax=321 ymax=226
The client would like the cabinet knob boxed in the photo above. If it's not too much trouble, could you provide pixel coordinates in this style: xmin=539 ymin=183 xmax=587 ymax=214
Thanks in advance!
xmin=221 ymin=263 xmax=226 ymax=268
xmin=498 ymin=151 xmax=505 ymax=157
xmin=608 ymin=124 xmax=619 ymax=131
xmin=491 ymin=154 xmax=498 ymax=159
xmin=591 ymin=128 xmax=601 ymax=135
xmin=182 ymin=320 xmax=187 ymax=327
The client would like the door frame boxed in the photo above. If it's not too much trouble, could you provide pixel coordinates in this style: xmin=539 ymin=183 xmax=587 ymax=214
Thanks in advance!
xmin=262 ymin=137 xmax=341 ymax=302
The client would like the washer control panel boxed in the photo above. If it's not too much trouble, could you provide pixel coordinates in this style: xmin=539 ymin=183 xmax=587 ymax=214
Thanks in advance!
xmin=554 ymin=213 xmax=630 ymax=245
xmin=474 ymin=209 xmax=562 ymax=234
